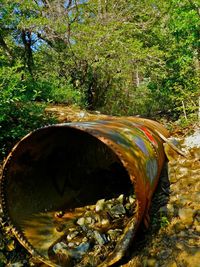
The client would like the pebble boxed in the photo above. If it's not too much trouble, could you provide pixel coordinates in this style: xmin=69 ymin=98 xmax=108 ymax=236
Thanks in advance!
xmin=49 ymin=192 xmax=136 ymax=266
xmin=101 ymin=218 xmax=110 ymax=227
xmin=68 ymin=242 xmax=90 ymax=259
xmin=184 ymin=131 xmax=200 ymax=148
xmin=7 ymin=263 xmax=24 ymax=267
xmin=178 ymin=231 xmax=187 ymax=237
xmin=129 ymin=195 xmax=135 ymax=204
xmin=94 ymin=231 xmax=107 ymax=245
xmin=178 ymin=208 xmax=195 ymax=225
xmin=169 ymin=174 xmax=180 ymax=184
xmin=110 ymin=204 xmax=126 ymax=217
xmin=178 ymin=167 xmax=189 ymax=175
xmin=117 ymin=194 xmax=124 ymax=203
xmin=146 ymin=258 xmax=157 ymax=266
xmin=167 ymin=204 xmax=174 ymax=216
xmin=195 ymin=225 xmax=200 ymax=232
xmin=68 ymin=242 xmax=75 ymax=248
xmin=77 ymin=217 xmax=85 ymax=226
xmin=53 ymin=242 xmax=68 ymax=254
xmin=95 ymin=199 xmax=105 ymax=212
xmin=175 ymin=241 xmax=184 ymax=251
xmin=67 ymin=231 xmax=79 ymax=241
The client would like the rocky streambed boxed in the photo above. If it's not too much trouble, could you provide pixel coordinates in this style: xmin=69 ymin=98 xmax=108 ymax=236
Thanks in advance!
xmin=48 ymin=192 xmax=137 ymax=266
xmin=0 ymin=126 xmax=200 ymax=267
xmin=122 ymin=127 xmax=200 ymax=267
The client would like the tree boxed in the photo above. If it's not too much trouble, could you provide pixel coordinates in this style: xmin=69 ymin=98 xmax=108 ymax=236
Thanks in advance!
xmin=0 ymin=0 xmax=199 ymax=120
xmin=158 ymin=0 xmax=200 ymax=118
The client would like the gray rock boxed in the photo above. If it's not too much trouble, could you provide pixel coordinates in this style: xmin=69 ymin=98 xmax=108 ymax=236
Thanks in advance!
xmin=110 ymin=204 xmax=126 ymax=217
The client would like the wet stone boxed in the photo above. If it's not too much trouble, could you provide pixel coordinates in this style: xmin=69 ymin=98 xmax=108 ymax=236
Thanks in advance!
xmin=93 ymin=231 xmax=108 ymax=245
xmin=95 ymin=199 xmax=105 ymax=212
xmin=109 ymin=204 xmax=126 ymax=218
xmin=53 ymin=242 xmax=68 ymax=254
xmin=49 ymin=192 xmax=137 ymax=266
xmin=77 ymin=217 xmax=85 ymax=226
xmin=101 ymin=218 xmax=110 ymax=228
xmin=67 ymin=231 xmax=79 ymax=241
xmin=117 ymin=194 xmax=124 ymax=203
xmin=68 ymin=242 xmax=90 ymax=259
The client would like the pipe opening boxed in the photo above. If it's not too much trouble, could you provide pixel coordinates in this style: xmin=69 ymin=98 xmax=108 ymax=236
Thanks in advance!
xmin=3 ymin=126 xmax=136 ymax=265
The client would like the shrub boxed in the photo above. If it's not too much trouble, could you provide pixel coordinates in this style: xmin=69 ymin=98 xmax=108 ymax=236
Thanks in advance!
xmin=25 ymin=75 xmax=85 ymax=106
xmin=0 ymin=59 xmax=56 ymax=160
xmin=0 ymin=101 xmax=56 ymax=160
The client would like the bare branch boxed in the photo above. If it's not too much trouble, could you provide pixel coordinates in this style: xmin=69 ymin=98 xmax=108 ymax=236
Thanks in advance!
xmin=66 ymin=0 xmax=73 ymax=9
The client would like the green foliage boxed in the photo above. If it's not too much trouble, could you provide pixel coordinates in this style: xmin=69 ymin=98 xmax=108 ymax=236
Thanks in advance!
xmin=33 ymin=77 xmax=84 ymax=106
xmin=152 ymin=212 xmax=170 ymax=229
xmin=160 ymin=216 xmax=170 ymax=228
xmin=0 ymin=58 xmax=25 ymax=102
xmin=0 ymin=55 xmax=56 ymax=160
xmin=158 ymin=0 xmax=200 ymax=117
xmin=0 ymin=102 xmax=56 ymax=159
xmin=69 ymin=1 xmax=168 ymax=113
xmin=0 ymin=0 xmax=200 ymax=159
xmin=101 ymin=82 xmax=159 ymax=116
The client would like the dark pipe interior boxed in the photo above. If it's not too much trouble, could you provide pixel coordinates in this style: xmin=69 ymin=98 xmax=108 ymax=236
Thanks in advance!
xmin=5 ymin=126 xmax=133 ymax=227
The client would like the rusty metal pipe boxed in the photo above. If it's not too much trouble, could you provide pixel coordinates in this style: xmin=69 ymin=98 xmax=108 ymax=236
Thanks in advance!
xmin=0 ymin=117 xmax=169 ymax=266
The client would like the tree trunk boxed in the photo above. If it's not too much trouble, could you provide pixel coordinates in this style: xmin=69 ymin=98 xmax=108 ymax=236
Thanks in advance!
xmin=21 ymin=30 xmax=34 ymax=76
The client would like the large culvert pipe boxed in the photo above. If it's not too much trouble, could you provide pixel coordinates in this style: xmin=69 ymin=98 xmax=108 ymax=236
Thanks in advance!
xmin=0 ymin=117 xmax=169 ymax=267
